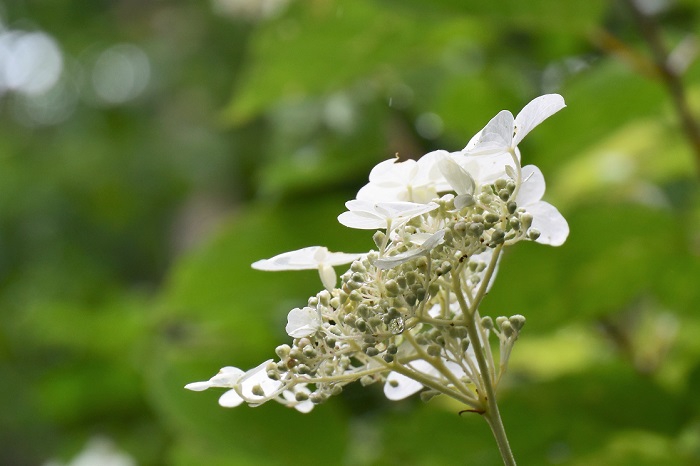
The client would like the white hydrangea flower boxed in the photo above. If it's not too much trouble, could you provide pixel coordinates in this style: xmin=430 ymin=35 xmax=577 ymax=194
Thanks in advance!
xmin=517 ymin=165 xmax=569 ymax=246
xmin=356 ymin=150 xmax=452 ymax=203
xmin=337 ymin=200 xmax=439 ymax=231
xmin=464 ymin=94 xmax=566 ymax=157
xmin=252 ymin=246 xmax=362 ymax=291
xmin=184 ymin=366 xmax=246 ymax=407
xmin=285 ymin=306 xmax=322 ymax=338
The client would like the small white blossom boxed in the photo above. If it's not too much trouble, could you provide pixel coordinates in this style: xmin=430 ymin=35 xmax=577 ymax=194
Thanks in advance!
xmin=252 ymin=246 xmax=362 ymax=290
xmin=184 ymin=366 xmax=246 ymax=407
xmin=356 ymin=151 xmax=451 ymax=203
xmin=285 ymin=306 xmax=322 ymax=338
xmin=338 ymin=200 xmax=438 ymax=231
xmin=464 ymin=94 xmax=566 ymax=157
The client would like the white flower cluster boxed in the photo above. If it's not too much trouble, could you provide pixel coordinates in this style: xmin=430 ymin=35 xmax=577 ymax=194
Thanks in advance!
xmin=186 ymin=94 xmax=568 ymax=413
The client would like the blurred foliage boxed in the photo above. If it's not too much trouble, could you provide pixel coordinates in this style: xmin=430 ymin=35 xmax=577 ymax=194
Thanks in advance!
xmin=1 ymin=0 xmax=700 ymax=464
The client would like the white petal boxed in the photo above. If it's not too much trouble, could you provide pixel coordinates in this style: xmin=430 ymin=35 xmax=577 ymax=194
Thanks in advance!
xmin=464 ymin=110 xmax=514 ymax=155
xmin=218 ymin=388 xmax=244 ymax=407
xmin=285 ymin=307 xmax=322 ymax=338
xmin=384 ymin=371 xmax=424 ymax=400
xmin=293 ymin=399 xmax=315 ymax=413
xmin=356 ymin=184 xmax=407 ymax=203
xmin=513 ymin=94 xmax=565 ymax=146
xmin=319 ymin=251 xmax=364 ymax=266
xmin=373 ymin=201 xmax=439 ymax=220
xmin=251 ymin=246 xmax=326 ymax=271
xmin=209 ymin=366 xmax=246 ymax=386
xmin=374 ymin=229 xmax=446 ymax=270
xmin=239 ymin=360 xmax=284 ymax=401
xmin=318 ymin=264 xmax=337 ymax=291
xmin=516 ymin=165 xmax=546 ymax=206
xmin=338 ymin=210 xmax=386 ymax=229
xmin=527 ymin=201 xmax=569 ymax=246
xmin=437 ymin=154 xmax=475 ymax=196
xmin=184 ymin=381 xmax=212 ymax=392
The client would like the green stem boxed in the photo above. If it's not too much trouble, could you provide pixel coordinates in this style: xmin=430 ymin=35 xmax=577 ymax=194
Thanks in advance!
xmin=453 ymin=245 xmax=516 ymax=466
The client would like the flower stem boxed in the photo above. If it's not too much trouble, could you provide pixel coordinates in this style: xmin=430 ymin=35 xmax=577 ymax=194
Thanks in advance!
xmin=466 ymin=320 xmax=516 ymax=466
xmin=453 ymin=245 xmax=517 ymax=465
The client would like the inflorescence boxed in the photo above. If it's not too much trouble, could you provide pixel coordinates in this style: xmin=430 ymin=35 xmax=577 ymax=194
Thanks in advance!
xmin=186 ymin=94 xmax=569 ymax=415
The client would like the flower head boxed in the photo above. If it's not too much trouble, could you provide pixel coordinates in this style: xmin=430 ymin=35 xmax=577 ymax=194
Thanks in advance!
xmin=337 ymin=200 xmax=439 ymax=231
xmin=252 ymin=246 xmax=363 ymax=290
xmin=464 ymin=94 xmax=566 ymax=157
xmin=356 ymin=151 xmax=452 ymax=203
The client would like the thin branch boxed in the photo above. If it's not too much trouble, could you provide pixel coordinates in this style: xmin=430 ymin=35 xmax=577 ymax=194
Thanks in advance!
xmin=621 ymin=0 xmax=700 ymax=175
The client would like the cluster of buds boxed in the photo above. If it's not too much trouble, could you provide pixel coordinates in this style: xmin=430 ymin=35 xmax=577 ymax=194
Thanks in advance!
xmin=186 ymin=94 xmax=569 ymax=414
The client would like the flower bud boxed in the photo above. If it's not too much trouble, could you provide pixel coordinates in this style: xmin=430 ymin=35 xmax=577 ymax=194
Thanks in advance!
xmin=373 ymin=231 xmax=386 ymax=248
xmin=528 ymin=228 xmax=541 ymax=241
xmin=385 ymin=279 xmax=400 ymax=296
xmin=509 ymin=314 xmax=526 ymax=331
xmin=275 ymin=344 xmax=291 ymax=359
xmin=484 ymin=213 xmax=500 ymax=224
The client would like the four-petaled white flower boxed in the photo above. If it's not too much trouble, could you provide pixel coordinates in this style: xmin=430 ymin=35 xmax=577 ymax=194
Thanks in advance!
xmin=185 ymin=360 xmax=287 ymax=408
xmin=356 ymin=150 xmax=452 ymax=203
xmin=464 ymin=94 xmax=566 ymax=157
xmin=338 ymin=200 xmax=439 ymax=231
xmin=184 ymin=366 xmax=246 ymax=407
xmin=517 ymin=165 xmax=569 ymax=246
xmin=252 ymin=246 xmax=363 ymax=291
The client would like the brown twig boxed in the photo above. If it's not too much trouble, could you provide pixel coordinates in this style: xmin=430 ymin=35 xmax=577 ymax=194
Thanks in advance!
xmin=621 ymin=0 xmax=700 ymax=176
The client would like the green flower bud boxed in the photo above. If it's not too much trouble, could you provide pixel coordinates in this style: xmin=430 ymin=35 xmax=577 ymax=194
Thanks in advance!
xmin=365 ymin=346 xmax=379 ymax=357
xmin=509 ymin=314 xmax=526 ymax=331
xmin=303 ymin=345 xmax=317 ymax=358
xmin=528 ymin=228 xmax=541 ymax=241
xmin=350 ymin=261 xmax=366 ymax=273
xmin=484 ymin=213 xmax=500 ymax=224
xmin=520 ymin=212 xmax=533 ymax=230
xmin=507 ymin=201 xmax=518 ymax=214
xmin=295 ymin=391 xmax=309 ymax=402
xmin=468 ymin=222 xmax=484 ymax=237
xmin=491 ymin=229 xmax=505 ymax=244
xmin=275 ymin=344 xmax=291 ymax=359
xmin=385 ymin=279 xmax=400 ymax=296
xmin=500 ymin=320 xmax=514 ymax=338
xmin=373 ymin=231 xmax=386 ymax=248
xmin=427 ymin=344 xmax=442 ymax=357
xmin=481 ymin=316 xmax=494 ymax=330
xmin=252 ymin=384 xmax=265 ymax=397
xmin=498 ymin=189 xmax=510 ymax=201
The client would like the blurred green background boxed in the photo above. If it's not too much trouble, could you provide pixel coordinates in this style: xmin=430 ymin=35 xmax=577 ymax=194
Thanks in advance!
xmin=1 ymin=0 xmax=700 ymax=464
